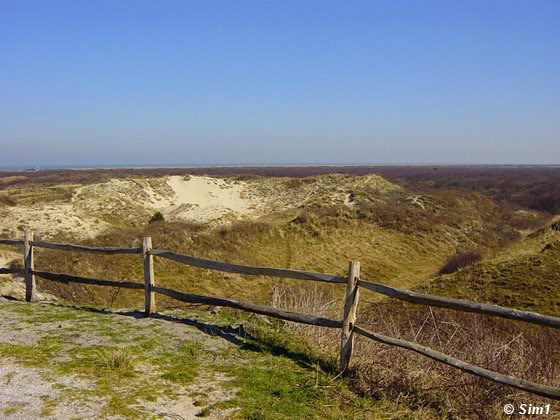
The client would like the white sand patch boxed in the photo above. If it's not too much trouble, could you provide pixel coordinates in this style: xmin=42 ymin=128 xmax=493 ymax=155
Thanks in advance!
xmin=164 ymin=176 xmax=258 ymax=223
xmin=143 ymin=183 xmax=175 ymax=209
xmin=0 ymin=362 xmax=100 ymax=419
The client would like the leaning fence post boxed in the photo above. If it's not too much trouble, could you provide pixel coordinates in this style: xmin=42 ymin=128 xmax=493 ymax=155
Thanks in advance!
xmin=340 ymin=260 xmax=360 ymax=372
xmin=143 ymin=237 xmax=155 ymax=316
xmin=24 ymin=230 xmax=35 ymax=302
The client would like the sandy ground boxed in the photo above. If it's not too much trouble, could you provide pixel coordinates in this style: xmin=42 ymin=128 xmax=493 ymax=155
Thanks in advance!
xmin=0 ymin=299 xmax=239 ymax=419
xmin=0 ymin=362 xmax=100 ymax=419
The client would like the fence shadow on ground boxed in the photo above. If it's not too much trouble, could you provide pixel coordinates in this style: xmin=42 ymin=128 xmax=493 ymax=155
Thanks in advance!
xmin=40 ymin=301 xmax=322 ymax=371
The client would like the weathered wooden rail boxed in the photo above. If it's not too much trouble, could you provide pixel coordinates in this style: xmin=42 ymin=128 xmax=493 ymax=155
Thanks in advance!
xmin=1 ymin=231 xmax=560 ymax=400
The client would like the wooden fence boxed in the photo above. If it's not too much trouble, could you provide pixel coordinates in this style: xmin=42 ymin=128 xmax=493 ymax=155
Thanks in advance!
xmin=1 ymin=231 xmax=560 ymax=400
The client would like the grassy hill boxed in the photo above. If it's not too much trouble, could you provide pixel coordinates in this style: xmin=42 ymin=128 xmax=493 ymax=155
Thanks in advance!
xmin=425 ymin=219 xmax=560 ymax=315
xmin=1 ymin=172 xmax=542 ymax=303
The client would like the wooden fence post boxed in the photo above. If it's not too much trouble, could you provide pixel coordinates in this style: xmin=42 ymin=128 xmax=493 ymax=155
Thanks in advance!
xmin=340 ymin=260 xmax=360 ymax=372
xmin=143 ymin=237 xmax=155 ymax=315
xmin=24 ymin=230 xmax=35 ymax=302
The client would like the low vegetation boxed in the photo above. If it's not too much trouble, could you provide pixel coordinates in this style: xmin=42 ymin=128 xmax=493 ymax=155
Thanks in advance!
xmin=0 ymin=299 xmax=410 ymax=419
xmin=1 ymin=165 xmax=558 ymax=212
xmin=148 ymin=211 xmax=165 ymax=224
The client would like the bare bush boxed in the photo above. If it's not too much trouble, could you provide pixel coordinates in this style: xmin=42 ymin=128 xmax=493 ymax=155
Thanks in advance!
xmin=355 ymin=200 xmax=436 ymax=234
xmin=438 ymin=251 xmax=482 ymax=275
xmin=0 ymin=194 xmax=16 ymax=206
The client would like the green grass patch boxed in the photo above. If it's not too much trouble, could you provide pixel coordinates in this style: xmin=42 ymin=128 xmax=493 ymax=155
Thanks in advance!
xmin=157 ymin=340 xmax=203 ymax=385
xmin=211 ymin=320 xmax=390 ymax=419
xmin=40 ymin=397 xmax=59 ymax=417
xmin=2 ymin=302 xmax=90 ymax=324
xmin=3 ymin=404 xmax=25 ymax=416
xmin=0 ymin=336 xmax=63 ymax=368
xmin=224 ymin=363 xmax=324 ymax=419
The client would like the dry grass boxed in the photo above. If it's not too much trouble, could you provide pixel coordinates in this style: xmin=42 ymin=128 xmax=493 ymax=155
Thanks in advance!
xmin=0 ymin=193 xmax=16 ymax=206
xmin=427 ymin=238 xmax=560 ymax=316
xmin=30 ymin=189 xmax=553 ymax=313
xmin=271 ymin=284 xmax=560 ymax=418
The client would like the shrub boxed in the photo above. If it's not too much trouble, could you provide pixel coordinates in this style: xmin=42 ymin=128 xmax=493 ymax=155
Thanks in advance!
xmin=148 ymin=211 xmax=165 ymax=224
xmin=355 ymin=200 xmax=435 ymax=234
xmin=438 ymin=251 xmax=482 ymax=275
xmin=0 ymin=194 xmax=16 ymax=206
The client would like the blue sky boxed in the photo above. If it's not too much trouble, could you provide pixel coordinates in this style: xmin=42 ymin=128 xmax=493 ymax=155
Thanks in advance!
xmin=0 ymin=0 xmax=559 ymax=167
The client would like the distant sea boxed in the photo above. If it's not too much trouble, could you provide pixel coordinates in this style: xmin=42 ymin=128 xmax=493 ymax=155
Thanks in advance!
xmin=2 ymin=163 xmax=560 ymax=170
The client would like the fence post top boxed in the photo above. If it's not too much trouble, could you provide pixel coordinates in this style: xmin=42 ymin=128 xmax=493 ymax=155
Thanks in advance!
xmin=143 ymin=237 xmax=152 ymax=248
xmin=348 ymin=260 xmax=360 ymax=270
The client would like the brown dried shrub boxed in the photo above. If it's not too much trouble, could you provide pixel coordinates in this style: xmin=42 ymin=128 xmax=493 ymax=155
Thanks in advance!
xmin=438 ymin=251 xmax=482 ymax=275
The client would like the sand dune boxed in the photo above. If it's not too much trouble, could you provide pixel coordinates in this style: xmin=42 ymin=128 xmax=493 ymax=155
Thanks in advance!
xmin=0 ymin=174 xmax=397 ymax=240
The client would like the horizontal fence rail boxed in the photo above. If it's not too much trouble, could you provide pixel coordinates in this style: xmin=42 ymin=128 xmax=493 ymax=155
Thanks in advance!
xmin=0 ymin=239 xmax=24 ymax=246
xmin=34 ymin=270 xmax=145 ymax=290
xmin=30 ymin=270 xmax=341 ymax=329
xmin=32 ymin=241 xmax=143 ymax=255
xmin=354 ymin=326 xmax=560 ymax=400
xmin=150 ymin=250 xmax=347 ymax=284
xmin=359 ymin=281 xmax=560 ymax=330
xmin=0 ymin=267 xmax=21 ymax=275
xmin=153 ymin=286 xmax=343 ymax=329
xmin=1 ymin=233 xmax=560 ymax=400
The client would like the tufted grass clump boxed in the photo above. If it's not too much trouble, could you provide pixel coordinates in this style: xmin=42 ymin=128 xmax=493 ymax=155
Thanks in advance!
xmin=95 ymin=347 xmax=136 ymax=372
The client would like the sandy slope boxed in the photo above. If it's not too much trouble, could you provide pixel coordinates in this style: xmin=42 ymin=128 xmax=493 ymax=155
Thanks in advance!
xmin=165 ymin=176 xmax=258 ymax=221
xmin=0 ymin=203 xmax=111 ymax=240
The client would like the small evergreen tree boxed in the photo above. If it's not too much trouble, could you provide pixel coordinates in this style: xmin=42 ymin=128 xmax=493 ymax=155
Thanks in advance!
xmin=148 ymin=211 xmax=165 ymax=224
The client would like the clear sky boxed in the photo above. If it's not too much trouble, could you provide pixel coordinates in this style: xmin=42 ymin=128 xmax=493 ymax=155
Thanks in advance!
xmin=1 ymin=0 xmax=559 ymax=167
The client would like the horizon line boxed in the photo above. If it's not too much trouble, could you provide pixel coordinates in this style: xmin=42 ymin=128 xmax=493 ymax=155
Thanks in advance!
xmin=2 ymin=163 xmax=560 ymax=171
